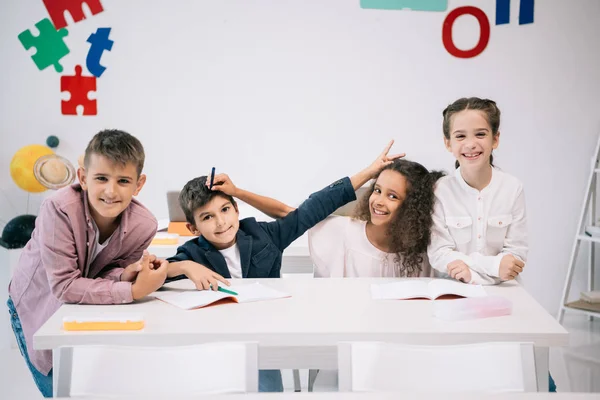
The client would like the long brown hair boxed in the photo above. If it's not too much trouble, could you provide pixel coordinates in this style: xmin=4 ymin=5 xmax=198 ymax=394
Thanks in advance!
xmin=353 ymin=159 xmax=444 ymax=276
xmin=442 ymin=97 xmax=501 ymax=168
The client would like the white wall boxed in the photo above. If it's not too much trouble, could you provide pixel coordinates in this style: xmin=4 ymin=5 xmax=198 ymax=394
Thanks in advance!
xmin=1 ymin=0 xmax=599 ymax=314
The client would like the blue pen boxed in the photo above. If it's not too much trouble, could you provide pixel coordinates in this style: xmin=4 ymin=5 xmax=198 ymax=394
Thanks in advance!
xmin=209 ymin=167 xmax=215 ymax=189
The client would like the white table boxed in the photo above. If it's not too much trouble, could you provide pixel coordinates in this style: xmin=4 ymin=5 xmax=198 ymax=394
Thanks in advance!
xmin=55 ymin=394 xmax=599 ymax=400
xmin=149 ymin=236 xmax=312 ymax=274
xmin=34 ymin=278 xmax=568 ymax=395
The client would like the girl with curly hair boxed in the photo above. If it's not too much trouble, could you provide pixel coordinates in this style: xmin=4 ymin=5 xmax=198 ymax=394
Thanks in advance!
xmin=309 ymin=158 xmax=444 ymax=278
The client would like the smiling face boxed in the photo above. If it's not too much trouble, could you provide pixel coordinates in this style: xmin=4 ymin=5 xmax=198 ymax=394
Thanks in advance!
xmin=368 ymin=169 xmax=408 ymax=227
xmin=78 ymin=153 xmax=145 ymax=227
xmin=445 ymin=109 xmax=499 ymax=172
xmin=187 ymin=195 xmax=240 ymax=250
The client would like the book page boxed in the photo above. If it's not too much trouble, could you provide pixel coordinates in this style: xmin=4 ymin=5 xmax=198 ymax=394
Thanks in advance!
xmin=233 ymin=283 xmax=291 ymax=303
xmin=428 ymin=279 xmax=487 ymax=299
xmin=154 ymin=290 xmax=232 ymax=310
xmin=371 ymin=281 xmax=431 ymax=300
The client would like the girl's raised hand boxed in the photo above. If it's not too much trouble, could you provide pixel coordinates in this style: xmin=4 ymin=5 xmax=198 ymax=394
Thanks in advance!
xmin=367 ymin=140 xmax=405 ymax=178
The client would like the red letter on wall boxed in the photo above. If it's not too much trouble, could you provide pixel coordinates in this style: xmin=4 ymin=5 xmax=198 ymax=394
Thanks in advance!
xmin=442 ymin=6 xmax=490 ymax=58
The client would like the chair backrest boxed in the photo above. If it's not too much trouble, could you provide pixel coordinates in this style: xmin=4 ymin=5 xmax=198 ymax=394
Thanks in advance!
xmin=338 ymin=341 xmax=537 ymax=393
xmin=332 ymin=186 xmax=369 ymax=217
xmin=65 ymin=342 xmax=258 ymax=397
xmin=167 ymin=190 xmax=187 ymax=222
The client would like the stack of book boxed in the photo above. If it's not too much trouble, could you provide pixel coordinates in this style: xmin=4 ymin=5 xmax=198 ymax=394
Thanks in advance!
xmin=567 ymin=290 xmax=600 ymax=313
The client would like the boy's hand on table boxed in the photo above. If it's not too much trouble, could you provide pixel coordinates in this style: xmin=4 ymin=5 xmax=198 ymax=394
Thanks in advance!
xmin=447 ymin=260 xmax=472 ymax=283
xmin=121 ymin=258 xmax=143 ymax=282
xmin=131 ymin=251 xmax=169 ymax=300
xmin=208 ymin=173 xmax=238 ymax=197
xmin=499 ymin=254 xmax=524 ymax=281
xmin=183 ymin=261 xmax=230 ymax=291
xmin=121 ymin=253 xmax=166 ymax=282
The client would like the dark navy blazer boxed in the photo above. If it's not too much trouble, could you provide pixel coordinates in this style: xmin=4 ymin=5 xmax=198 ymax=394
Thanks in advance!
xmin=166 ymin=177 xmax=356 ymax=279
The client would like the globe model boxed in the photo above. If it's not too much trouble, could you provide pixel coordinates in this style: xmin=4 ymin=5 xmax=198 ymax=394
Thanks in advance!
xmin=0 ymin=214 xmax=36 ymax=249
xmin=10 ymin=145 xmax=54 ymax=193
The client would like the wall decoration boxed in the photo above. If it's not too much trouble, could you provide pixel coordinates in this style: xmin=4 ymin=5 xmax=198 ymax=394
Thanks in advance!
xmin=61 ymin=65 xmax=97 ymax=115
xmin=34 ymin=154 xmax=76 ymax=189
xmin=361 ymin=0 xmax=535 ymax=58
xmin=10 ymin=145 xmax=55 ymax=193
xmin=3 ymin=137 xmax=76 ymax=248
xmin=46 ymin=135 xmax=60 ymax=148
xmin=42 ymin=0 xmax=104 ymax=30
xmin=18 ymin=0 xmax=107 ymax=115
xmin=360 ymin=0 xmax=447 ymax=12
xmin=18 ymin=18 xmax=69 ymax=73
xmin=442 ymin=6 xmax=490 ymax=59
xmin=0 ymin=215 xmax=37 ymax=249
xmin=86 ymin=27 xmax=113 ymax=78
xmin=496 ymin=0 xmax=535 ymax=25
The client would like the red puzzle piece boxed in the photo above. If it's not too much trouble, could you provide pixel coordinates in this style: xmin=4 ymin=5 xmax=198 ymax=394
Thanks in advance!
xmin=43 ymin=0 xmax=104 ymax=30
xmin=61 ymin=65 xmax=97 ymax=116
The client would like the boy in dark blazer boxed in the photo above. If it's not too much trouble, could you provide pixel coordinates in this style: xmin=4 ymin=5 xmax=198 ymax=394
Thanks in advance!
xmin=165 ymin=141 xmax=403 ymax=392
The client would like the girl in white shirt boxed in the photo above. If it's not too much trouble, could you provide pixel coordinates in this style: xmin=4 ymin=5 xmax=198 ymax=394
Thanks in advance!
xmin=309 ymin=158 xmax=443 ymax=278
xmin=428 ymin=97 xmax=527 ymax=285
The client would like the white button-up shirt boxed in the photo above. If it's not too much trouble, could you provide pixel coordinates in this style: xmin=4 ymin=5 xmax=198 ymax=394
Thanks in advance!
xmin=428 ymin=167 xmax=528 ymax=285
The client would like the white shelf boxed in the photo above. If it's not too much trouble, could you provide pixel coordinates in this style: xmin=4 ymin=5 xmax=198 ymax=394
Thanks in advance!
xmin=563 ymin=304 xmax=600 ymax=318
xmin=577 ymin=234 xmax=600 ymax=243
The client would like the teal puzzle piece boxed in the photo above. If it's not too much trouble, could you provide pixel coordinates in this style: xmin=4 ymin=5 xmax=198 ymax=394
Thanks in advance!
xmin=18 ymin=18 xmax=70 ymax=73
xmin=360 ymin=0 xmax=447 ymax=12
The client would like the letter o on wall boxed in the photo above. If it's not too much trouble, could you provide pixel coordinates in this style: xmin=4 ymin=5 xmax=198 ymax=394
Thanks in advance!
xmin=442 ymin=6 xmax=490 ymax=58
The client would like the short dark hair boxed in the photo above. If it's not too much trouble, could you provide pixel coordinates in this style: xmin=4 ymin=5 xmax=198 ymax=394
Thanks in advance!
xmin=179 ymin=176 xmax=238 ymax=225
xmin=84 ymin=129 xmax=145 ymax=176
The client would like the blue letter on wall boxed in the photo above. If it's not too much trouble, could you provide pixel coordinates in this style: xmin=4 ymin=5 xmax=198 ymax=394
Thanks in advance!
xmin=496 ymin=0 xmax=534 ymax=25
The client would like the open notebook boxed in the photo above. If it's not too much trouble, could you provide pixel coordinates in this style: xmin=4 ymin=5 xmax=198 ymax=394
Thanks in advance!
xmin=371 ymin=279 xmax=487 ymax=300
xmin=154 ymin=282 xmax=290 ymax=310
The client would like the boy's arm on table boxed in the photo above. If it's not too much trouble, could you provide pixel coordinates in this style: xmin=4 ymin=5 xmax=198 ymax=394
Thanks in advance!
xmin=97 ymin=228 xmax=156 ymax=282
xmin=166 ymin=247 xmax=229 ymax=290
xmin=39 ymin=200 xmax=136 ymax=304
xmin=210 ymin=173 xmax=295 ymax=219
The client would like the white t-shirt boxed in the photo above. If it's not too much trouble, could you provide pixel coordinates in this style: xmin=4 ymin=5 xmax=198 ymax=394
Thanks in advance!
xmin=428 ymin=167 xmax=527 ymax=285
xmin=218 ymin=244 xmax=243 ymax=279
xmin=308 ymin=215 xmax=432 ymax=278
xmin=89 ymin=219 xmax=113 ymax=266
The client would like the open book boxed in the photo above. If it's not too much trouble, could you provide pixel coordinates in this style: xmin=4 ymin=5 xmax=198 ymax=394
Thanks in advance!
xmin=371 ymin=279 xmax=487 ymax=300
xmin=154 ymin=282 xmax=291 ymax=310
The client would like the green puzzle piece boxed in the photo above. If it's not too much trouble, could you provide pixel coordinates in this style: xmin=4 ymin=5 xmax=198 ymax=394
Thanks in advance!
xmin=18 ymin=18 xmax=69 ymax=73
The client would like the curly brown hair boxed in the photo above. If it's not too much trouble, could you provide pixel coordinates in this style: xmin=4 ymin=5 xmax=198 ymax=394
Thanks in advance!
xmin=353 ymin=159 xmax=444 ymax=276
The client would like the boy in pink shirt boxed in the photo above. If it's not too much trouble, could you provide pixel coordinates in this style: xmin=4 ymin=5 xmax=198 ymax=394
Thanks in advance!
xmin=7 ymin=129 xmax=167 ymax=397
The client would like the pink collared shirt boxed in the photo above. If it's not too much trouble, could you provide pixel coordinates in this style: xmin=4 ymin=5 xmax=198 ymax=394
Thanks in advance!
xmin=8 ymin=184 xmax=157 ymax=374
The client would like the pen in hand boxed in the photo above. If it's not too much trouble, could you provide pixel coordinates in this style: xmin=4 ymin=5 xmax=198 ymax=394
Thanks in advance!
xmin=209 ymin=167 xmax=215 ymax=190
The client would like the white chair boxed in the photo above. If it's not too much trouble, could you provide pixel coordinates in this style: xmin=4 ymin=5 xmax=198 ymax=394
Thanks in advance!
xmin=54 ymin=342 xmax=258 ymax=397
xmin=337 ymin=341 xmax=538 ymax=393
